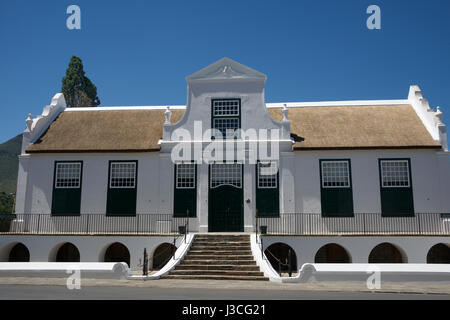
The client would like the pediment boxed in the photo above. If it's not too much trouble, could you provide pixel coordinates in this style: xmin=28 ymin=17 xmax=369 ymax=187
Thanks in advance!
xmin=187 ymin=57 xmax=267 ymax=82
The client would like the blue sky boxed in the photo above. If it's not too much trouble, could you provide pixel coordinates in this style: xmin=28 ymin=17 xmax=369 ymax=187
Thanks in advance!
xmin=0 ymin=0 xmax=449 ymax=143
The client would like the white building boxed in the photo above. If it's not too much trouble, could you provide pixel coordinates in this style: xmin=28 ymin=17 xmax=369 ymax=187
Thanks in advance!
xmin=1 ymin=58 xmax=449 ymax=276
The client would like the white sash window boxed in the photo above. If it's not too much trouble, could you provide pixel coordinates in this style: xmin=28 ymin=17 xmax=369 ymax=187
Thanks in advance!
xmin=110 ymin=162 xmax=136 ymax=188
xmin=257 ymin=161 xmax=278 ymax=189
xmin=321 ymin=160 xmax=350 ymax=188
xmin=176 ymin=163 xmax=196 ymax=189
xmin=213 ymin=99 xmax=240 ymax=116
xmin=380 ymin=160 xmax=410 ymax=187
xmin=212 ymin=99 xmax=240 ymax=139
xmin=55 ymin=162 xmax=82 ymax=188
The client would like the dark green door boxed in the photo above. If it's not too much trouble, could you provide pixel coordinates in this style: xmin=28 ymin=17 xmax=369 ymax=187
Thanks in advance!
xmin=208 ymin=164 xmax=243 ymax=232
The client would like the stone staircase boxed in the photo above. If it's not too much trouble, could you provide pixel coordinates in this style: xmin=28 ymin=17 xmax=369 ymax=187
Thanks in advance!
xmin=161 ymin=234 xmax=268 ymax=281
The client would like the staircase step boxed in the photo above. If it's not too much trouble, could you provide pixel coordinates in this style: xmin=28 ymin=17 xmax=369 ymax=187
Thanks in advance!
xmin=191 ymin=243 xmax=250 ymax=248
xmin=195 ymin=236 xmax=250 ymax=241
xmin=188 ymin=250 xmax=252 ymax=255
xmin=194 ymin=239 xmax=250 ymax=245
xmin=169 ymin=270 xmax=264 ymax=276
xmin=162 ymin=234 xmax=268 ymax=281
xmin=185 ymin=255 xmax=254 ymax=260
xmin=181 ymin=259 xmax=257 ymax=265
xmin=176 ymin=265 xmax=261 ymax=271
xmin=161 ymin=274 xmax=269 ymax=281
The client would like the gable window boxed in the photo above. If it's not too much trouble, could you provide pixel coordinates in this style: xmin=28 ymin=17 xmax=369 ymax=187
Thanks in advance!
xmin=52 ymin=161 xmax=82 ymax=215
xmin=174 ymin=162 xmax=197 ymax=217
xmin=211 ymin=99 xmax=241 ymax=139
xmin=256 ymin=161 xmax=279 ymax=217
xmin=379 ymin=159 xmax=414 ymax=216
xmin=106 ymin=161 xmax=137 ymax=216
xmin=319 ymin=160 xmax=354 ymax=217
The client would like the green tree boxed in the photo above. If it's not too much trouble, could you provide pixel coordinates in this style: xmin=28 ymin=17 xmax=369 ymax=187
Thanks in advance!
xmin=62 ymin=56 xmax=100 ymax=108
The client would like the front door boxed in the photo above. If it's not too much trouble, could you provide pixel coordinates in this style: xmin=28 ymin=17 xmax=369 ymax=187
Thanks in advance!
xmin=208 ymin=163 xmax=243 ymax=232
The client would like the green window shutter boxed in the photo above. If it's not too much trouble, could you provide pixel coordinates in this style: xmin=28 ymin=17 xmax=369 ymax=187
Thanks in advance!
xmin=106 ymin=161 xmax=137 ymax=216
xmin=379 ymin=158 xmax=414 ymax=217
xmin=256 ymin=161 xmax=280 ymax=217
xmin=173 ymin=162 xmax=197 ymax=217
xmin=319 ymin=159 xmax=354 ymax=217
xmin=51 ymin=161 xmax=83 ymax=216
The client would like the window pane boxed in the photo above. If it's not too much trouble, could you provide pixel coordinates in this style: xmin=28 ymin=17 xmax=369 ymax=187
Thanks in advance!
xmin=213 ymin=99 xmax=239 ymax=116
xmin=110 ymin=162 xmax=136 ymax=188
xmin=258 ymin=162 xmax=278 ymax=188
xmin=213 ymin=118 xmax=239 ymax=138
xmin=321 ymin=161 xmax=350 ymax=188
xmin=381 ymin=160 xmax=410 ymax=187
xmin=176 ymin=163 xmax=195 ymax=189
xmin=210 ymin=163 xmax=242 ymax=188
xmin=55 ymin=162 xmax=81 ymax=188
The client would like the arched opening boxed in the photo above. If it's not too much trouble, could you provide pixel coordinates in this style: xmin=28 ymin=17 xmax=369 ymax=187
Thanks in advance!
xmin=104 ymin=242 xmax=130 ymax=267
xmin=56 ymin=243 xmax=80 ymax=262
xmin=369 ymin=242 xmax=405 ymax=263
xmin=264 ymin=243 xmax=297 ymax=276
xmin=427 ymin=243 xmax=450 ymax=264
xmin=152 ymin=243 xmax=177 ymax=270
xmin=315 ymin=243 xmax=351 ymax=263
xmin=8 ymin=243 xmax=30 ymax=262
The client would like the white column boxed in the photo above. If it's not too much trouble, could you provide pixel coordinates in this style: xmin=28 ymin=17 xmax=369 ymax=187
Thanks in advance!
xmin=243 ymin=163 xmax=255 ymax=232
xmin=436 ymin=152 xmax=450 ymax=212
xmin=158 ymin=153 xmax=173 ymax=214
xmin=15 ymin=154 xmax=30 ymax=214
xmin=198 ymin=163 xmax=209 ymax=232
xmin=280 ymin=152 xmax=295 ymax=214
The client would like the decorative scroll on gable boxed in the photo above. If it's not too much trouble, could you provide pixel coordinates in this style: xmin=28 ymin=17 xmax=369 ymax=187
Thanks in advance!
xmin=408 ymin=85 xmax=448 ymax=151
xmin=22 ymin=93 xmax=66 ymax=154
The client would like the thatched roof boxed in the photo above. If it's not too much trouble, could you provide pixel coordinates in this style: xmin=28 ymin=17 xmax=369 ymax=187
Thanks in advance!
xmin=26 ymin=104 xmax=440 ymax=153
xmin=26 ymin=110 xmax=184 ymax=153
xmin=269 ymin=105 xmax=440 ymax=150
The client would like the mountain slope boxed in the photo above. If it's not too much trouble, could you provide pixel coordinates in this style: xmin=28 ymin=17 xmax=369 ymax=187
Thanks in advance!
xmin=0 ymin=134 xmax=21 ymax=194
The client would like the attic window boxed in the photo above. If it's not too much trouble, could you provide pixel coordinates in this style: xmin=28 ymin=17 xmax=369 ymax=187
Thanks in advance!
xmin=211 ymin=99 xmax=241 ymax=139
xmin=213 ymin=99 xmax=240 ymax=116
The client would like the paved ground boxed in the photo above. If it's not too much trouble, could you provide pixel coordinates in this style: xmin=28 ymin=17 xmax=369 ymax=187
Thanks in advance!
xmin=0 ymin=277 xmax=449 ymax=299
xmin=1 ymin=283 xmax=449 ymax=300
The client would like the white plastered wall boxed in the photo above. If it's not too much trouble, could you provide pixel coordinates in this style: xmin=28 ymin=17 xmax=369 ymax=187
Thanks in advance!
xmin=292 ymin=149 xmax=449 ymax=214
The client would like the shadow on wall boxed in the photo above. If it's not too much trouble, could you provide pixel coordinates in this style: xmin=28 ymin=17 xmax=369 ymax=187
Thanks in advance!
xmin=368 ymin=242 xmax=406 ymax=263
xmin=264 ymin=242 xmax=297 ymax=273
xmin=152 ymin=243 xmax=177 ymax=270
xmin=315 ymin=243 xmax=351 ymax=263
xmin=103 ymin=242 xmax=130 ymax=267
xmin=427 ymin=243 xmax=450 ymax=263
